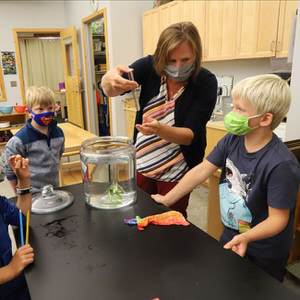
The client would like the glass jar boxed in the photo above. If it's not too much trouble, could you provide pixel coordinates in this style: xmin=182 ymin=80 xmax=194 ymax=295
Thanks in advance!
xmin=80 ymin=136 xmax=136 ymax=209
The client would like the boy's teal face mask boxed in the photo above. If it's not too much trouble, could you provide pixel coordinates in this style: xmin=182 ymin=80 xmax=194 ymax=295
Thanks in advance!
xmin=224 ymin=112 xmax=262 ymax=136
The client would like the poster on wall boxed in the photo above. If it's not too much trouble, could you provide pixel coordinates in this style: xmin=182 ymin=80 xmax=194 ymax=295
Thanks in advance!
xmin=1 ymin=51 xmax=16 ymax=75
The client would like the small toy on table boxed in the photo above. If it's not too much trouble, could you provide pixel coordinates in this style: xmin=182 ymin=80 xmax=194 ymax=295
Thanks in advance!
xmin=124 ymin=211 xmax=190 ymax=231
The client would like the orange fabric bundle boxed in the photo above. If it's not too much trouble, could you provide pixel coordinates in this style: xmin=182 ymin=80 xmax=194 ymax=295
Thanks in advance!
xmin=137 ymin=210 xmax=190 ymax=231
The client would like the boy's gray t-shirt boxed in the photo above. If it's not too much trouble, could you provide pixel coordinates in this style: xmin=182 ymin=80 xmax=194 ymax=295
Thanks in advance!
xmin=207 ymin=133 xmax=300 ymax=258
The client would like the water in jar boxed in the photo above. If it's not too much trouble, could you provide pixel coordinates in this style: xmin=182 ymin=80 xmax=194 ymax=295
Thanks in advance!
xmin=81 ymin=152 xmax=136 ymax=209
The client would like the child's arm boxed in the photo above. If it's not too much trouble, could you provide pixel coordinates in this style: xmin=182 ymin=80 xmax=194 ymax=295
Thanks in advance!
xmin=224 ymin=206 xmax=290 ymax=257
xmin=151 ymin=159 xmax=219 ymax=207
xmin=9 ymin=155 xmax=31 ymax=215
xmin=8 ymin=179 xmax=17 ymax=195
xmin=0 ymin=244 xmax=34 ymax=284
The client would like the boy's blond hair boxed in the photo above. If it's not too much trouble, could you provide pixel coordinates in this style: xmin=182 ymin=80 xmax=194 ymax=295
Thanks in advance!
xmin=231 ymin=74 xmax=291 ymax=130
xmin=26 ymin=85 xmax=56 ymax=109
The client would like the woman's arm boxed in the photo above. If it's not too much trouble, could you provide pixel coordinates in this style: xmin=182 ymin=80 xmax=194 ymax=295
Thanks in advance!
xmin=136 ymin=117 xmax=194 ymax=145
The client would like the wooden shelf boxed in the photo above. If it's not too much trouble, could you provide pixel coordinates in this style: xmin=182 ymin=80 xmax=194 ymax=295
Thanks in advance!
xmin=0 ymin=125 xmax=24 ymax=132
xmin=0 ymin=113 xmax=26 ymax=145
xmin=93 ymin=33 xmax=104 ymax=37
xmin=94 ymin=51 xmax=106 ymax=56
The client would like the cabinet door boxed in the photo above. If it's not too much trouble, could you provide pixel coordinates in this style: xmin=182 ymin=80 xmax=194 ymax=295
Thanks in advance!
xmin=276 ymin=0 xmax=298 ymax=58
xmin=204 ymin=1 xmax=238 ymax=61
xmin=159 ymin=1 xmax=183 ymax=32
xmin=143 ymin=8 xmax=160 ymax=56
xmin=182 ymin=0 xmax=206 ymax=46
xmin=236 ymin=1 xmax=280 ymax=59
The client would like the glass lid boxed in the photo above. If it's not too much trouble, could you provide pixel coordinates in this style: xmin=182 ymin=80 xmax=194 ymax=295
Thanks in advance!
xmin=32 ymin=185 xmax=74 ymax=214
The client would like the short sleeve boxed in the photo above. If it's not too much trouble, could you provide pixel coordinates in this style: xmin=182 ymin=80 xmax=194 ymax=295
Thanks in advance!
xmin=267 ymin=160 xmax=300 ymax=209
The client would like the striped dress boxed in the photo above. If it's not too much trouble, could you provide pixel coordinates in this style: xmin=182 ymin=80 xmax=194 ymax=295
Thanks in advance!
xmin=136 ymin=77 xmax=189 ymax=182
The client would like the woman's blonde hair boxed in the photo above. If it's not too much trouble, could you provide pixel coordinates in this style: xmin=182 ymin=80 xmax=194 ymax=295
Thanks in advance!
xmin=153 ymin=21 xmax=202 ymax=78
xmin=231 ymin=74 xmax=291 ymax=130
xmin=26 ymin=85 xmax=56 ymax=109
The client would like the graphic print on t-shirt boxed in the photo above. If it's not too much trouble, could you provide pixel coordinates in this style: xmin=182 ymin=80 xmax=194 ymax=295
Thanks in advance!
xmin=219 ymin=158 xmax=252 ymax=231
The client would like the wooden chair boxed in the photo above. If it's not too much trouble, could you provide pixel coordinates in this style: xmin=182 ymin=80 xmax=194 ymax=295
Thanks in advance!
xmin=59 ymin=150 xmax=83 ymax=187
xmin=284 ymin=140 xmax=300 ymax=264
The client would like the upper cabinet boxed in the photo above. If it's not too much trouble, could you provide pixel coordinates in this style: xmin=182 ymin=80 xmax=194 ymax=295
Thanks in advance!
xmin=143 ymin=8 xmax=160 ymax=56
xmin=276 ymin=0 xmax=299 ymax=57
xmin=142 ymin=0 xmax=298 ymax=61
xmin=205 ymin=1 xmax=238 ymax=61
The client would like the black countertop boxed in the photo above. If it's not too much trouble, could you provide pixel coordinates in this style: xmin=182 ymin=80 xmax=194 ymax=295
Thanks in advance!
xmin=17 ymin=184 xmax=299 ymax=299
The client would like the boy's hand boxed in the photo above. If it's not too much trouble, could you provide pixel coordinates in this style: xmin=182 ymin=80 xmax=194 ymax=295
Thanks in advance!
xmin=9 ymin=244 xmax=34 ymax=277
xmin=9 ymin=155 xmax=30 ymax=184
xmin=223 ymin=234 xmax=249 ymax=257
xmin=151 ymin=194 xmax=170 ymax=206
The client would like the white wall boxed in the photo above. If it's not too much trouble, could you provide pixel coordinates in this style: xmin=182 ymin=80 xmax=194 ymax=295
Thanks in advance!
xmin=0 ymin=1 xmax=67 ymax=106
xmin=286 ymin=1 xmax=300 ymax=141
xmin=203 ymin=58 xmax=275 ymax=86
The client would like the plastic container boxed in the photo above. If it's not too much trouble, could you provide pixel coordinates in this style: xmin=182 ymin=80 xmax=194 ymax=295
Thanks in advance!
xmin=14 ymin=105 xmax=26 ymax=113
xmin=80 ymin=136 xmax=137 ymax=209
xmin=0 ymin=105 xmax=13 ymax=114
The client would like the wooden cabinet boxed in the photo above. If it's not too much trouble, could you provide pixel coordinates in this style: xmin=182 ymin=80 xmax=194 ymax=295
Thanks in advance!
xmin=143 ymin=8 xmax=160 ymax=55
xmin=159 ymin=0 xmax=182 ymax=32
xmin=205 ymin=121 xmax=227 ymax=158
xmin=276 ymin=0 xmax=298 ymax=57
xmin=0 ymin=113 xmax=26 ymax=146
xmin=143 ymin=0 xmax=298 ymax=61
xmin=182 ymin=0 xmax=205 ymax=41
xmin=236 ymin=1 xmax=281 ymax=59
xmin=204 ymin=1 xmax=238 ymax=61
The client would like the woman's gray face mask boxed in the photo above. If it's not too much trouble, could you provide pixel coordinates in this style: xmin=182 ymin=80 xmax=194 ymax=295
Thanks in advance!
xmin=164 ymin=61 xmax=195 ymax=82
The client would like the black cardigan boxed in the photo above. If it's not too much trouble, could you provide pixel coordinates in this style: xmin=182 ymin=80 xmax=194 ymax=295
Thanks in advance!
xmin=125 ymin=55 xmax=217 ymax=169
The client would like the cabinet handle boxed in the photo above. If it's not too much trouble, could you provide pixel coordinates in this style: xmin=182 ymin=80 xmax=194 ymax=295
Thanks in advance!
xmin=276 ymin=41 xmax=280 ymax=52
xmin=270 ymin=41 xmax=275 ymax=51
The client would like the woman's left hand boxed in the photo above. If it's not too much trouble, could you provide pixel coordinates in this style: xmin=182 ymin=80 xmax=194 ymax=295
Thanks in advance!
xmin=136 ymin=117 xmax=161 ymax=136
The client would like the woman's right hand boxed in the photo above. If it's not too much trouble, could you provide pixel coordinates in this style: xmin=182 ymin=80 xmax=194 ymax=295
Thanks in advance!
xmin=101 ymin=65 xmax=139 ymax=97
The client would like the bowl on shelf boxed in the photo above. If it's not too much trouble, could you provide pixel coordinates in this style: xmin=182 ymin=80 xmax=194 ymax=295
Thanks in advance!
xmin=0 ymin=105 xmax=13 ymax=114
xmin=14 ymin=105 xmax=27 ymax=113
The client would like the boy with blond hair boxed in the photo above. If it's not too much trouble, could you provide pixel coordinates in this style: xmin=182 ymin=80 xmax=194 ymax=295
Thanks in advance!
xmin=152 ymin=74 xmax=300 ymax=282
xmin=6 ymin=85 xmax=65 ymax=194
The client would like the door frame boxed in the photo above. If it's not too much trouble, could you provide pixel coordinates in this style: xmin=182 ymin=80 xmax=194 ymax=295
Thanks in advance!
xmin=81 ymin=8 xmax=112 ymax=135
xmin=13 ymin=28 xmax=63 ymax=104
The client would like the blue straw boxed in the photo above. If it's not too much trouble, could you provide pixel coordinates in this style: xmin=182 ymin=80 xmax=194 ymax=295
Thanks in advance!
xmin=19 ymin=209 xmax=24 ymax=246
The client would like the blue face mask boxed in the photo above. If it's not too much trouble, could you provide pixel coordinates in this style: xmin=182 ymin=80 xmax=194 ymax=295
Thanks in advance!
xmin=28 ymin=108 xmax=55 ymax=126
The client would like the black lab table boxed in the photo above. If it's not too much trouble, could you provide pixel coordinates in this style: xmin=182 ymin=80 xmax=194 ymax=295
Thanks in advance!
xmin=19 ymin=184 xmax=298 ymax=299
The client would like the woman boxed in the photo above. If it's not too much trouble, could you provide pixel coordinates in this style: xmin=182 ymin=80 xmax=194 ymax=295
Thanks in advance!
xmin=101 ymin=21 xmax=217 ymax=217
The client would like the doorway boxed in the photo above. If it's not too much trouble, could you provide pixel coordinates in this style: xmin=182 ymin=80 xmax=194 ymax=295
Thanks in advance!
xmin=82 ymin=8 xmax=111 ymax=136
xmin=14 ymin=27 xmax=84 ymax=128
